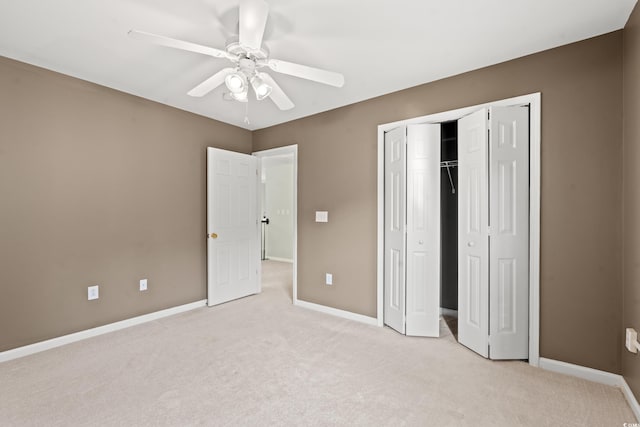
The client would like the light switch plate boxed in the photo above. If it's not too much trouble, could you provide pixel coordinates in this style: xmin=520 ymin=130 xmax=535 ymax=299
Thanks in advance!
xmin=139 ymin=279 xmax=148 ymax=291
xmin=315 ymin=211 xmax=328 ymax=222
xmin=626 ymin=328 xmax=638 ymax=353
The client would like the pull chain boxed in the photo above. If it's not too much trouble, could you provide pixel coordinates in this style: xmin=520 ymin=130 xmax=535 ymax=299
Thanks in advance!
xmin=244 ymin=100 xmax=250 ymax=125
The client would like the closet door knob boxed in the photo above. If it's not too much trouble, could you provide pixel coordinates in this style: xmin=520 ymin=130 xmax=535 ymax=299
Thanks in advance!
xmin=467 ymin=241 xmax=475 ymax=247
xmin=418 ymin=240 xmax=424 ymax=245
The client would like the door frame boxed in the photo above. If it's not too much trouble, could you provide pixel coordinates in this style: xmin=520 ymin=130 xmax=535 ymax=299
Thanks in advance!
xmin=252 ymin=144 xmax=299 ymax=303
xmin=376 ymin=93 xmax=541 ymax=367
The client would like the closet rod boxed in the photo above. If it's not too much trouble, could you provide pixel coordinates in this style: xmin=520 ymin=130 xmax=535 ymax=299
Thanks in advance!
xmin=439 ymin=160 xmax=458 ymax=168
xmin=440 ymin=160 xmax=457 ymax=194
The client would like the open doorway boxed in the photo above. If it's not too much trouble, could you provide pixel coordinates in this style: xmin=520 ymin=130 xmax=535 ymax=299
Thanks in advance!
xmin=253 ymin=145 xmax=298 ymax=303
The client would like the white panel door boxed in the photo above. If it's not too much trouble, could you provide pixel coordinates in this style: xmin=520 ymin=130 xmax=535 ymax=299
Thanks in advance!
xmin=405 ymin=124 xmax=441 ymax=337
xmin=384 ymin=127 xmax=406 ymax=334
xmin=458 ymin=109 xmax=489 ymax=358
xmin=207 ymin=147 xmax=260 ymax=306
xmin=488 ymin=106 xmax=530 ymax=359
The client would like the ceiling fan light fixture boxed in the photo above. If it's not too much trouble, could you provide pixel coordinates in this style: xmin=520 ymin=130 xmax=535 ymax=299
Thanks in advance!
xmin=250 ymin=75 xmax=272 ymax=100
xmin=225 ymin=72 xmax=247 ymax=93
xmin=230 ymin=89 xmax=249 ymax=103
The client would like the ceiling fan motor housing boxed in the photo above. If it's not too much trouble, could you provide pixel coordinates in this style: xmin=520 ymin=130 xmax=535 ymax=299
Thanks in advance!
xmin=238 ymin=57 xmax=257 ymax=76
xmin=226 ymin=36 xmax=269 ymax=61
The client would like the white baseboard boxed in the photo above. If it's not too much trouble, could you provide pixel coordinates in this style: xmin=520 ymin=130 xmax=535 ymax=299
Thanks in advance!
xmin=539 ymin=357 xmax=639 ymax=421
xmin=294 ymin=299 xmax=378 ymax=327
xmin=0 ymin=300 xmax=207 ymax=363
xmin=539 ymin=357 xmax=622 ymax=386
xmin=621 ymin=376 xmax=640 ymax=422
xmin=264 ymin=257 xmax=293 ymax=263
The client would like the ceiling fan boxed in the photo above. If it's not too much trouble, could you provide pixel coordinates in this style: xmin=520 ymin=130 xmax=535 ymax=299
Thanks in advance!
xmin=129 ymin=0 xmax=344 ymax=111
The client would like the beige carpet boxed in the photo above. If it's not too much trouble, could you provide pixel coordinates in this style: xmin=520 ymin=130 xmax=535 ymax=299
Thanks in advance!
xmin=0 ymin=260 xmax=635 ymax=426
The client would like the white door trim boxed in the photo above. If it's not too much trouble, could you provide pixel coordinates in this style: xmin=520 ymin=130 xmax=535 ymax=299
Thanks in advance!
xmin=376 ymin=93 xmax=541 ymax=367
xmin=252 ymin=145 xmax=298 ymax=303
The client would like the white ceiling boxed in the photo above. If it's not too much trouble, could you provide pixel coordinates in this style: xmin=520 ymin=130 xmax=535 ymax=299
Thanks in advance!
xmin=0 ymin=0 xmax=636 ymax=130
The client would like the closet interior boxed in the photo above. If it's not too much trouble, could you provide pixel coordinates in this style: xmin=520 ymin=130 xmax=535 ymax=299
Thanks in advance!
xmin=440 ymin=120 xmax=458 ymax=337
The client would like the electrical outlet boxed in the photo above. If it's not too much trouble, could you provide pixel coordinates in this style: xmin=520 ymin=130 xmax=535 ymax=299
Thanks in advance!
xmin=626 ymin=328 xmax=638 ymax=353
xmin=87 ymin=285 xmax=99 ymax=301
xmin=316 ymin=211 xmax=329 ymax=223
xmin=325 ymin=273 xmax=333 ymax=285
xmin=139 ymin=279 xmax=148 ymax=291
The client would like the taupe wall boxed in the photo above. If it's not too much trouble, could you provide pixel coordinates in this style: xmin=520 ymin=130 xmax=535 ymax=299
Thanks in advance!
xmin=0 ymin=29 xmax=628 ymax=376
xmin=0 ymin=57 xmax=251 ymax=352
xmin=623 ymin=3 xmax=640 ymax=400
xmin=254 ymin=32 xmax=624 ymax=373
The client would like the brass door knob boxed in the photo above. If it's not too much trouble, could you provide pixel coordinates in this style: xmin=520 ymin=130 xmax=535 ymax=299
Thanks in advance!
xmin=209 ymin=233 xmax=218 ymax=239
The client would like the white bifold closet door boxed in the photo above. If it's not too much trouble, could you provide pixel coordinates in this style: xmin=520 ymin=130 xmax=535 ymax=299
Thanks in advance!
xmin=384 ymin=124 xmax=441 ymax=337
xmin=207 ymin=147 xmax=260 ymax=306
xmin=458 ymin=106 xmax=529 ymax=360
xmin=457 ymin=109 xmax=490 ymax=357
xmin=383 ymin=127 xmax=407 ymax=334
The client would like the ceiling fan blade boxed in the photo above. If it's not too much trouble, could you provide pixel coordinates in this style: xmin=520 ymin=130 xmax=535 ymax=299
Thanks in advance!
xmin=128 ymin=29 xmax=230 ymax=59
xmin=258 ymin=72 xmax=294 ymax=110
xmin=239 ymin=0 xmax=269 ymax=50
xmin=265 ymin=59 xmax=344 ymax=87
xmin=188 ymin=68 xmax=236 ymax=97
